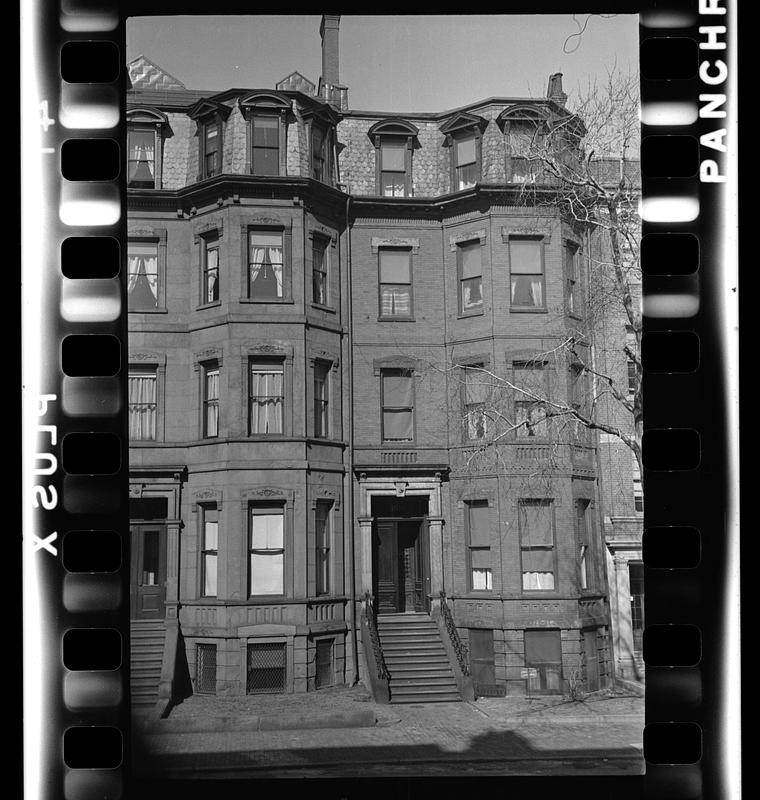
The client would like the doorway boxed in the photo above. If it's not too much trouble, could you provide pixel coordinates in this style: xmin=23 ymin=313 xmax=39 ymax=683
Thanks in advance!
xmin=371 ymin=496 xmax=430 ymax=614
xmin=130 ymin=523 xmax=167 ymax=619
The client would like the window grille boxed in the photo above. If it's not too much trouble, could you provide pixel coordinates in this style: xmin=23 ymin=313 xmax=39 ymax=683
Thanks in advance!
xmin=196 ymin=644 xmax=217 ymax=694
xmin=315 ymin=639 xmax=334 ymax=689
xmin=246 ymin=642 xmax=286 ymax=694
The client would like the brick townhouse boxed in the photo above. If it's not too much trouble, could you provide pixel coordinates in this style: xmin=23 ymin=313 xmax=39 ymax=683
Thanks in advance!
xmin=126 ymin=15 xmax=640 ymax=711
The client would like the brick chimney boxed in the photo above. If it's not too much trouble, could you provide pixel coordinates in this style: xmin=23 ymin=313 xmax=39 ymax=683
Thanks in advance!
xmin=319 ymin=14 xmax=348 ymax=109
xmin=546 ymin=73 xmax=568 ymax=107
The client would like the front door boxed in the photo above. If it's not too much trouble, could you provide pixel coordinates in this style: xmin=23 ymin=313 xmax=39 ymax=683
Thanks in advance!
xmin=130 ymin=524 xmax=167 ymax=619
xmin=373 ymin=518 xmax=428 ymax=613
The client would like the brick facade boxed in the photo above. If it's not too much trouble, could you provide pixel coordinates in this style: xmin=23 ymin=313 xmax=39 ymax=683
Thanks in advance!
xmin=126 ymin=21 xmax=638 ymax=700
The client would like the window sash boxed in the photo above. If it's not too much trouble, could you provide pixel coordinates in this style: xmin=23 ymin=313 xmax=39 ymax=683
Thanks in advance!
xmin=515 ymin=400 xmax=549 ymax=439
xmin=312 ymin=241 xmax=328 ymax=304
xmin=312 ymin=127 xmax=326 ymax=181
xmin=467 ymin=500 xmax=490 ymax=547
xmin=249 ymin=506 xmax=285 ymax=596
xmin=510 ymin=240 xmax=544 ymax=308
xmin=315 ymin=501 xmax=331 ymax=595
xmin=252 ymin=116 xmax=279 ymax=176
xmin=203 ymin=367 xmax=220 ymax=438
xmin=313 ymin=363 xmax=329 ymax=438
xmin=248 ymin=231 xmax=284 ymax=298
xmin=127 ymin=242 xmax=159 ymax=309
xmin=128 ymin=371 xmax=157 ymax=441
xmin=204 ymin=122 xmax=220 ymax=177
xmin=127 ymin=128 xmax=156 ymax=187
xmin=203 ymin=242 xmax=220 ymax=303
xmin=249 ymin=363 xmax=284 ymax=434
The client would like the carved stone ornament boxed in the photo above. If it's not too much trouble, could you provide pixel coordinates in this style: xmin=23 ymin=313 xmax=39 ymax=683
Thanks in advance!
xmin=129 ymin=484 xmax=144 ymax=498
xmin=449 ymin=228 xmax=487 ymax=251
xmin=501 ymin=224 xmax=553 ymax=243
xmin=246 ymin=217 xmax=283 ymax=228
xmin=394 ymin=481 xmax=408 ymax=498
xmin=193 ymin=489 xmax=221 ymax=501
xmin=370 ymin=237 xmax=420 ymax=254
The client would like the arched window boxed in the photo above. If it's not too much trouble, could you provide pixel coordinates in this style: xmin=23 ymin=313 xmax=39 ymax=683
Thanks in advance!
xmin=239 ymin=92 xmax=291 ymax=177
xmin=498 ymin=106 xmax=548 ymax=183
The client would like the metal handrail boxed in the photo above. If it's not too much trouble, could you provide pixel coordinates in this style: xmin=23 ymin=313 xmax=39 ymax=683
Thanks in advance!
xmin=362 ymin=592 xmax=390 ymax=681
xmin=439 ymin=591 xmax=470 ymax=676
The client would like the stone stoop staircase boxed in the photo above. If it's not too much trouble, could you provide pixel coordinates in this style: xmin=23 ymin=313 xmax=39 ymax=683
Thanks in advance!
xmin=130 ymin=620 xmax=166 ymax=706
xmin=377 ymin=612 xmax=462 ymax=703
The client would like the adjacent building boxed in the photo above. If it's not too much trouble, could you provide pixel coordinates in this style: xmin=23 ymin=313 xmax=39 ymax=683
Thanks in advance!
xmin=127 ymin=16 xmax=639 ymax=709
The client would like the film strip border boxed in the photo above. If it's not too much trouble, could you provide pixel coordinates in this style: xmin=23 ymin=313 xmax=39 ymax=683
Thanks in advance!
xmin=19 ymin=2 xmax=739 ymax=799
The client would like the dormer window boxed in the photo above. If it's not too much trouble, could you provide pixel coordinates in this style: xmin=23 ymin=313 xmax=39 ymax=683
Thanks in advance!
xmin=239 ymin=92 xmax=291 ymax=178
xmin=311 ymin=125 xmax=327 ymax=182
xmin=251 ymin=115 xmax=280 ymax=175
xmin=188 ymin=98 xmax=232 ymax=182
xmin=202 ymin=119 xmax=221 ymax=178
xmin=368 ymin=119 xmax=419 ymax=198
xmin=126 ymin=108 xmax=168 ymax=189
xmin=440 ymin=113 xmax=486 ymax=193
xmin=498 ymin=107 xmax=548 ymax=183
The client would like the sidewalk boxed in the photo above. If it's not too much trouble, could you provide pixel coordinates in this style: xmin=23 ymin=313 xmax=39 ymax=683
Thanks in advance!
xmin=133 ymin=684 xmax=645 ymax=778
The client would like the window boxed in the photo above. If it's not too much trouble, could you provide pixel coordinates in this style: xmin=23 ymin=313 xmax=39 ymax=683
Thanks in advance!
xmin=311 ymin=125 xmax=328 ymax=182
xmin=515 ymin=401 xmax=549 ymax=439
xmin=576 ymin=500 xmax=591 ymax=590
xmin=379 ymin=248 xmax=413 ymax=318
xmin=519 ymin=500 xmax=556 ymax=591
xmin=249 ymin=504 xmax=285 ymax=596
xmin=315 ymin=639 xmax=334 ymax=688
xmin=514 ymin=361 xmax=549 ymax=439
xmin=524 ymin=629 xmax=562 ymax=693
xmin=248 ymin=230 xmax=284 ymax=299
xmin=128 ymin=368 xmax=157 ymax=441
xmin=454 ymin=134 xmax=478 ymax=190
xmin=127 ymin=127 xmax=157 ymax=188
xmin=201 ymin=119 xmax=221 ymax=178
xmin=565 ymin=242 xmax=581 ymax=315
xmin=633 ymin=457 xmax=644 ymax=512
xmin=313 ymin=361 xmax=330 ymax=438
xmin=462 ymin=364 xmax=488 ymax=440
xmin=629 ymin=561 xmax=644 ymax=654
xmin=469 ymin=629 xmax=496 ymax=692
xmin=626 ymin=331 xmax=638 ymax=396
xmin=502 ymin=111 xmax=545 ymax=182
xmin=196 ymin=644 xmax=216 ymax=694
xmin=247 ymin=642 xmax=286 ymax=694
xmin=466 ymin=500 xmax=492 ymax=591
xmin=202 ymin=236 xmax=220 ymax=304
xmin=251 ymin=115 xmax=280 ymax=175
xmin=249 ymin=359 xmax=284 ymax=435
xmin=315 ymin=500 xmax=331 ymax=595
xmin=203 ymin=365 xmax=220 ymax=438
xmin=458 ymin=240 xmax=483 ymax=314
xmin=128 ymin=241 xmax=159 ymax=310
xmin=381 ymin=368 xmax=414 ymax=442
xmin=509 ymin=238 xmax=545 ymax=309
xmin=200 ymin=505 xmax=218 ymax=597
xmin=312 ymin=238 xmax=329 ymax=305
xmin=569 ymin=364 xmax=590 ymax=444
xmin=380 ymin=139 xmax=407 ymax=196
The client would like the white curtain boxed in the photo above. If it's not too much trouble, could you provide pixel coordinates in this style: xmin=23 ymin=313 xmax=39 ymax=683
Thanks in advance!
xmin=128 ymin=134 xmax=155 ymax=181
xmin=128 ymin=374 xmax=156 ymax=440
xmin=250 ymin=369 xmax=283 ymax=433
xmin=511 ymin=276 xmax=543 ymax=307
xmin=249 ymin=246 xmax=283 ymax=296
xmin=127 ymin=254 xmax=158 ymax=301
xmin=380 ymin=286 xmax=411 ymax=316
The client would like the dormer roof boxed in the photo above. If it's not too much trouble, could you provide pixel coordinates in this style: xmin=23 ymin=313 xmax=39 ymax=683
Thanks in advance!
xmin=367 ymin=118 xmax=420 ymax=138
xmin=438 ymin=111 xmax=488 ymax=136
xmin=187 ymin=98 xmax=233 ymax=121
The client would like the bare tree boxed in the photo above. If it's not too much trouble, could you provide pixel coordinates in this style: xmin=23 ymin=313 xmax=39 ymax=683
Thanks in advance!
xmin=461 ymin=66 xmax=643 ymax=475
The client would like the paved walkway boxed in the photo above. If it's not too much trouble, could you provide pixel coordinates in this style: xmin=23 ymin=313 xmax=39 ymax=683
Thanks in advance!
xmin=133 ymin=685 xmax=644 ymax=778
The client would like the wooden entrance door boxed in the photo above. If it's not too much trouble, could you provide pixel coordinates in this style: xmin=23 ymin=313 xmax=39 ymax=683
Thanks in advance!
xmin=373 ymin=518 xmax=428 ymax=613
xmin=130 ymin=524 xmax=167 ymax=619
